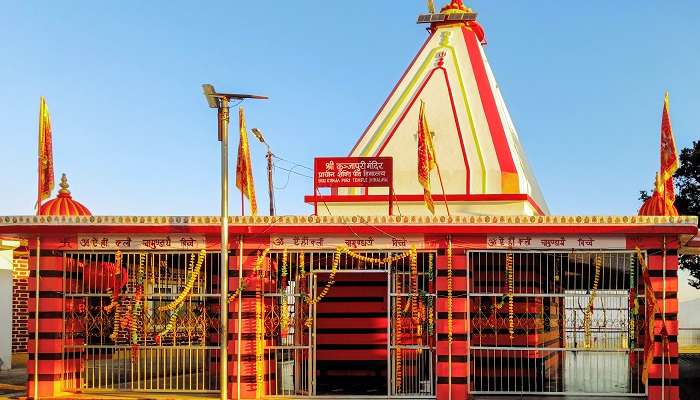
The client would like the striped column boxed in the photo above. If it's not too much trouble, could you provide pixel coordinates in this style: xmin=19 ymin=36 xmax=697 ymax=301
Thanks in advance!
xmin=229 ymin=245 xmax=276 ymax=399
xmin=436 ymin=247 xmax=469 ymax=400
xmin=27 ymin=253 xmax=75 ymax=399
xmin=645 ymin=248 xmax=679 ymax=400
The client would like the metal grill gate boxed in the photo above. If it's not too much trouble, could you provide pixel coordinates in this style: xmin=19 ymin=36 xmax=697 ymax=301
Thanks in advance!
xmin=468 ymin=250 xmax=646 ymax=397
xmin=63 ymin=251 xmax=221 ymax=393
xmin=259 ymin=250 xmax=436 ymax=398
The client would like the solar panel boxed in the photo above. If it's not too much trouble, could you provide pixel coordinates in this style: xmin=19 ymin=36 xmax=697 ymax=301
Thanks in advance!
xmin=417 ymin=14 xmax=432 ymax=23
xmin=446 ymin=12 xmax=477 ymax=21
xmin=430 ymin=13 xmax=446 ymax=22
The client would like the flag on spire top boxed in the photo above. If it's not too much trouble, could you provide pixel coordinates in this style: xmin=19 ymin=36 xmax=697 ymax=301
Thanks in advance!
xmin=417 ymin=101 xmax=437 ymax=214
xmin=37 ymin=96 xmax=54 ymax=211
xmin=236 ymin=107 xmax=258 ymax=216
xmin=660 ymin=92 xmax=679 ymax=210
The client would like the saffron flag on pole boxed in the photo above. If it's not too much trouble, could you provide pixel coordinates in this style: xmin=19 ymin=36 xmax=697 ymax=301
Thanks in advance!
xmin=417 ymin=100 xmax=436 ymax=214
xmin=37 ymin=96 xmax=54 ymax=211
xmin=236 ymin=106 xmax=258 ymax=216
xmin=660 ymin=92 xmax=679 ymax=214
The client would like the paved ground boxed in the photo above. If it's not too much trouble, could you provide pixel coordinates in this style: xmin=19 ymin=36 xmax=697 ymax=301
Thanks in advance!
xmin=0 ymin=356 xmax=698 ymax=399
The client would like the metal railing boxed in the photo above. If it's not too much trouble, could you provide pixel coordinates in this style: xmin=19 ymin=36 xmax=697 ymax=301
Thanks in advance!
xmin=63 ymin=251 xmax=221 ymax=393
xmin=468 ymin=250 xmax=646 ymax=397
xmin=679 ymin=328 xmax=700 ymax=354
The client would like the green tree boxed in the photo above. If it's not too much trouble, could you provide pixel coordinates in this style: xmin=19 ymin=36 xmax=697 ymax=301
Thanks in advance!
xmin=640 ymin=141 xmax=700 ymax=287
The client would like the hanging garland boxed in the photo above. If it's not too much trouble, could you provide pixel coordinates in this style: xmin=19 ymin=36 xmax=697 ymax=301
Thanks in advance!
xmin=341 ymin=246 xmax=415 ymax=265
xmin=427 ymin=253 xmax=434 ymax=336
xmin=130 ymin=253 xmax=146 ymax=361
xmin=629 ymin=252 xmax=639 ymax=349
xmin=305 ymin=248 xmax=341 ymax=306
xmin=447 ymin=239 xmax=453 ymax=345
xmin=158 ymin=250 xmax=206 ymax=312
xmin=584 ymin=255 xmax=602 ymax=348
xmin=255 ymin=250 xmax=266 ymax=400
xmin=410 ymin=248 xmax=419 ymax=324
xmin=505 ymin=253 xmax=515 ymax=340
xmin=106 ymin=251 xmax=123 ymax=342
xmin=395 ymin=278 xmax=403 ymax=393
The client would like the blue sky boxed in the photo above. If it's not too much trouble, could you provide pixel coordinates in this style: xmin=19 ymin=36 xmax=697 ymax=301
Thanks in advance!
xmin=1 ymin=2 xmax=698 ymax=294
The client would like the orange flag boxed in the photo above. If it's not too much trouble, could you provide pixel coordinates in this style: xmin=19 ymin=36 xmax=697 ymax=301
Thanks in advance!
xmin=660 ymin=92 xmax=679 ymax=213
xmin=417 ymin=100 xmax=437 ymax=214
xmin=235 ymin=107 xmax=258 ymax=216
xmin=37 ymin=96 xmax=54 ymax=211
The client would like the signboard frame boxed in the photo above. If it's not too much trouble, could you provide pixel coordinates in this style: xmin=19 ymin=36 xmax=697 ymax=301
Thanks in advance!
xmin=313 ymin=156 xmax=394 ymax=215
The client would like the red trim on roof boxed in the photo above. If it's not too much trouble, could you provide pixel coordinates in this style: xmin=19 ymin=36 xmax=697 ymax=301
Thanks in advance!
xmin=349 ymin=32 xmax=436 ymax=156
xmin=461 ymin=26 xmax=518 ymax=177
xmin=2 ymin=224 xmax=696 ymax=242
xmin=374 ymin=67 xmax=471 ymax=193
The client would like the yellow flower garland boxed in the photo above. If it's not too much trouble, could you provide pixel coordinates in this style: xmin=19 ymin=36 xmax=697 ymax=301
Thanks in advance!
xmin=158 ymin=250 xmax=206 ymax=312
xmin=255 ymin=255 xmax=265 ymax=399
xmin=395 ymin=279 xmax=403 ymax=393
xmin=428 ymin=253 xmax=434 ymax=335
xmin=584 ymin=255 xmax=602 ymax=348
xmin=305 ymin=248 xmax=341 ymax=305
xmin=506 ymin=253 xmax=515 ymax=340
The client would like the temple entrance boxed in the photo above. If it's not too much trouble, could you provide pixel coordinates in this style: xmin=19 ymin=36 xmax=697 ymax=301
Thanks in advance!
xmin=468 ymin=250 xmax=645 ymax=397
xmin=314 ymin=272 xmax=389 ymax=396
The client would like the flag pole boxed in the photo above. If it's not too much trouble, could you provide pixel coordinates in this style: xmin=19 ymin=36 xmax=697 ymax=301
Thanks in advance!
xmin=434 ymin=160 xmax=451 ymax=217
xmin=36 ymin=97 xmax=43 ymax=215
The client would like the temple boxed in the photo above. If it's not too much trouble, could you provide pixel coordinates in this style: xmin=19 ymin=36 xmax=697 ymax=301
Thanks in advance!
xmin=1 ymin=1 xmax=697 ymax=399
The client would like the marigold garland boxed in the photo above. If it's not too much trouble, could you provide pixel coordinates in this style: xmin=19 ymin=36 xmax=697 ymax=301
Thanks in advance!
xmin=505 ymin=253 xmax=515 ymax=340
xmin=255 ymin=251 xmax=266 ymax=399
xmin=305 ymin=248 xmax=340 ymax=305
xmin=410 ymin=247 xmax=419 ymax=324
xmin=158 ymin=250 xmax=206 ymax=312
xmin=130 ymin=253 xmax=146 ymax=360
xmin=427 ymin=253 xmax=434 ymax=335
xmin=395 ymin=279 xmax=403 ymax=393
xmin=584 ymin=255 xmax=602 ymax=348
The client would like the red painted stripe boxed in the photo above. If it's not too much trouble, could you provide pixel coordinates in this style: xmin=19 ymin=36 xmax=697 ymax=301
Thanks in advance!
xmin=375 ymin=67 xmax=471 ymax=193
xmin=349 ymin=31 xmax=436 ymax=155
xmin=462 ymin=26 xmax=518 ymax=176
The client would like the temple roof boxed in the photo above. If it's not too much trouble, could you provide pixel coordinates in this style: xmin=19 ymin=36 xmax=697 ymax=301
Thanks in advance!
xmin=315 ymin=3 xmax=548 ymax=216
xmin=38 ymin=174 xmax=92 ymax=217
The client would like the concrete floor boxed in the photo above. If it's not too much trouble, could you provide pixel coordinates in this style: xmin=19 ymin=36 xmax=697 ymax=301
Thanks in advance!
xmin=0 ymin=355 xmax=698 ymax=399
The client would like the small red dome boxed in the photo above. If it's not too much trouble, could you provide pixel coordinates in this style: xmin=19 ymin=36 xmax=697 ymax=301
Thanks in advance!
xmin=39 ymin=174 xmax=92 ymax=216
xmin=638 ymin=173 xmax=678 ymax=217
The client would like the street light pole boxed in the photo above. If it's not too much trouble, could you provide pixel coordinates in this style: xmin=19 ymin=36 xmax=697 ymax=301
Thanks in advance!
xmin=202 ymin=84 xmax=267 ymax=400
xmin=251 ymin=128 xmax=275 ymax=216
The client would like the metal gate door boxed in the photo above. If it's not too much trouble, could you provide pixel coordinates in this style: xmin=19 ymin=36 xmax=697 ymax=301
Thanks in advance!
xmin=63 ymin=251 xmax=221 ymax=393
xmin=468 ymin=250 xmax=645 ymax=397
xmin=389 ymin=251 xmax=437 ymax=398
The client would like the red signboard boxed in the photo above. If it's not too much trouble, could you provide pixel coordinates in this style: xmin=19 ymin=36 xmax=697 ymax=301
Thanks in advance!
xmin=314 ymin=157 xmax=393 ymax=188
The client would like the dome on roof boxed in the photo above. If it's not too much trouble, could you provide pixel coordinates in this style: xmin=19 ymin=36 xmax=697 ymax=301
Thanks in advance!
xmin=638 ymin=173 xmax=678 ymax=217
xmin=39 ymin=173 xmax=92 ymax=216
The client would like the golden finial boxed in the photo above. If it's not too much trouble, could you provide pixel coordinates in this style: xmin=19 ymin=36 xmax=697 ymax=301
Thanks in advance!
xmin=58 ymin=173 xmax=71 ymax=195
xmin=427 ymin=0 xmax=436 ymax=14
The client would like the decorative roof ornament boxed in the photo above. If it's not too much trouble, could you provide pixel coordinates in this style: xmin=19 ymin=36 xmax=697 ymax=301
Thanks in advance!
xmin=441 ymin=0 xmax=472 ymax=14
xmin=39 ymin=173 xmax=92 ymax=216
xmin=427 ymin=0 xmax=436 ymax=14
